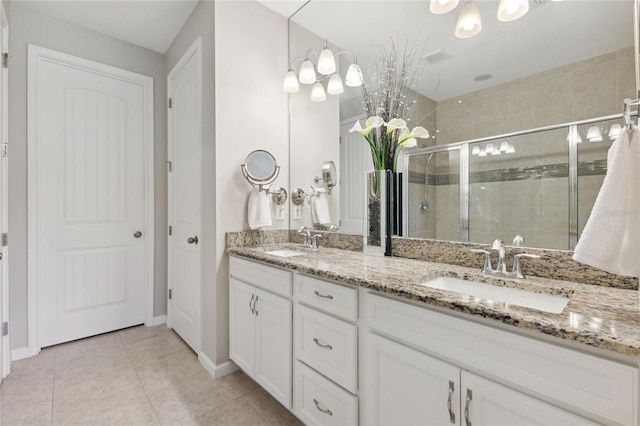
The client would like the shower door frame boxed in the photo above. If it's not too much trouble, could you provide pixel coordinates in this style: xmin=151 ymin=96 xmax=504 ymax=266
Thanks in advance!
xmin=402 ymin=112 xmax=629 ymax=250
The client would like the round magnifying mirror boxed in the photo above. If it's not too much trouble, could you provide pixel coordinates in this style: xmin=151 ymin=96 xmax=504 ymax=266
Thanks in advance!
xmin=322 ymin=161 xmax=337 ymax=188
xmin=244 ymin=150 xmax=278 ymax=182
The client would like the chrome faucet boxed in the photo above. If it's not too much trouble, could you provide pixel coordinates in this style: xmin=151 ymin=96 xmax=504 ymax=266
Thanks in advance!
xmin=297 ymin=226 xmax=322 ymax=249
xmin=471 ymin=236 xmax=540 ymax=279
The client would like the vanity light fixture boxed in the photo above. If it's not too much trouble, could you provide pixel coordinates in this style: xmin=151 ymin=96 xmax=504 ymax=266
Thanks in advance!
xmin=499 ymin=141 xmax=510 ymax=152
xmin=430 ymin=0 xmax=459 ymax=14
xmin=497 ymin=0 xmax=529 ymax=22
xmin=608 ymin=123 xmax=622 ymax=140
xmin=485 ymin=143 xmax=496 ymax=153
xmin=310 ymin=82 xmax=327 ymax=102
xmin=471 ymin=145 xmax=481 ymax=155
xmin=455 ymin=1 xmax=482 ymax=38
xmin=566 ymin=126 xmax=582 ymax=144
xmin=586 ymin=126 xmax=603 ymax=142
xmin=491 ymin=149 xmax=502 ymax=156
xmin=506 ymin=143 xmax=516 ymax=154
xmin=478 ymin=148 xmax=487 ymax=157
xmin=283 ymin=45 xmax=362 ymax=101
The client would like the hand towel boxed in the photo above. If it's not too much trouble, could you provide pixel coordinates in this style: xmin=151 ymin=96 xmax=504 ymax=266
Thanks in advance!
xmin=573 ymin=126 xmax=640 ymax=277
xmin=311 ymin=192 xmax=331 ymax=226
xmin=247 ymin=187 xmax=272 ymax=230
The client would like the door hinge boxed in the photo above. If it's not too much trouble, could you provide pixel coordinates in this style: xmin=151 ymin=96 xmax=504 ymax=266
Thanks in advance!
xmin=2 ymin=233 xmax=7 ymax=246
xmin=169 ymin=289 xmax=172 ymax=299
xmin=1 ymin=322 xmax=7 ymax=337
xmin=169 ymin=225 xmax=172 ymax=236
xmin=2 ymin=53 xmax=8 ymax=69
xmin=168 ymin=98 xmax=172 ymax=109
xmin=1 ymin=142 xmax=7 ymax=157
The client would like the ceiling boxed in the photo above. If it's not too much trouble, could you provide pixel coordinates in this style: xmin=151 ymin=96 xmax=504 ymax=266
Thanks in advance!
xmin=13 ymin=0 xmax=200 ymax=53
xmin=267 ymin=0 xmax=635 ymax=101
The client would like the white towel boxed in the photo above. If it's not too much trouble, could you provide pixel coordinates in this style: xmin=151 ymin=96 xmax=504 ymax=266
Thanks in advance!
xmin=573 ymin=126 xmax=640 ymax=277
xmin=311 ymin=193 xmax=331 ymax=226
xmin=247 ymin=187 xmax=272 ymax=230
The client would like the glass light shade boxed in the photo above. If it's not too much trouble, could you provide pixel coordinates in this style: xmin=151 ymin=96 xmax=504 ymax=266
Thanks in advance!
xmin=506 ymin=144 xmax=516 ymax=154
xmin=430 ymin=0 xmax=459 ymax=14
xmin=310 ymin=82 xmax=326 ymax=102
xmin=497 ymin=0 xmax=529 ymax=22
xmin=499 ymin=141 xmax=510 ymax=152
xmin=566 ymin=127 xmax=582 ymax=144
xmin=282 ymin=70 xmax=300 ymax=93
xmin=317 ymin=48 xmax=336 ymax=75
xmin=608 ymin=123 xmax=622 ymax=140
xmin=471 ymin=146 xmax=481 ymax=155
xmin=327 ymin=74 xmax=344 ymax=95
xmin=491 ymin=150 xmax=502 ymax=156
xmin=298 ymin=59 xmax=316 ymax=85
xmin=478 ymin=148 xmax=487 ymax=157
xmin=345 ymin=63 xmax=363 ymax=87
xmin=586 ymin=126 xmax=603 ymax=142
xmin=485 ymin=143 xmax=495 ymax=153
xmin=455 ymin=1 xmax=482 ymax=38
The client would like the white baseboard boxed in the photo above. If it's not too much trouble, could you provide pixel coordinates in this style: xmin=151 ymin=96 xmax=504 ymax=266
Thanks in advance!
xmin=11 ymin=346 xmax=31 ymax=361
xmin=199 ymin=352 xmax=239 ymax=379
xmin=149 ymin=315 xmax=167 ymax=326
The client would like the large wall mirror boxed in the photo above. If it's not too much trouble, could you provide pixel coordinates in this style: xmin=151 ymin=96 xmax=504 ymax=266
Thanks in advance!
xmin=286 ymin=0 xmax=639 ymax=250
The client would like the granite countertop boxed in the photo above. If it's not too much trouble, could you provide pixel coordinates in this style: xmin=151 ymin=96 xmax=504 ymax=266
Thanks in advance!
xmin=227 ymin=243 xmax=640 ymax=359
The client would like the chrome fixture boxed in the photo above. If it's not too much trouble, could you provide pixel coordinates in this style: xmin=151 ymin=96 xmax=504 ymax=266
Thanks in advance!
xmin=471 ymin=238 xmax=540 ymax=279
xmin=297 ymin=226 xmax=322 ymax=249
xmin=438 ymin=0 xmax=529 ymax=39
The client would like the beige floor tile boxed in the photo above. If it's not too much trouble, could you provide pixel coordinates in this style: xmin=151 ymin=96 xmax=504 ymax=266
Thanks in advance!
xmin=125 ymin=332 xmax=191 ymax=364
xmin=136 ymin=348 xmax=204 ymax=393
xmin=0 ymin=392 xmax=52 ymax=426
xmin=214 ymin=396 xmax=271 ymax=426
xmin=244 ymin=388 xmax=301 ymax=426
xmin=52 ymin=396 xmax=158 ymax=426
xmin=0 ymin=366 xmax=54 ymax=402
xmin=54 ymin=348 xmax=132 ymax=387
xmin=54 ymin=333 xmax=124 ymax=359
xmin=119 ymin=325 xmax=172 ymax=346
xmin=218 ymin=370 xmax=260 ymax=396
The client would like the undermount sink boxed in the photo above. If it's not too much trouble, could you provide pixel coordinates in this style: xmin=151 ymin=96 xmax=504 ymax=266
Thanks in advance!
xmin=264 ymin=249 xmax=307 ymax=258
xmin=421 ymin=277 xmax=569 ymax=314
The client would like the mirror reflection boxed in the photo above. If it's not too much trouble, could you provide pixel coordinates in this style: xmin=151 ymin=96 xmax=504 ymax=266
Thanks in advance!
xmin=287 ymin=0 xmax=638 ymax=249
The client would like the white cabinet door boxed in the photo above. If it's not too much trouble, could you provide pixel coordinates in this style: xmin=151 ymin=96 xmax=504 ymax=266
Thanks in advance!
xmin=229 ymin=278 xmax=256 ymax=376
xmin=363 ymin=333 xmax=461 ymax=426
xmin=255 ymin=288 xmax=292 ymax=408
xmin=461 ymin=371 xmax=595 ymax=426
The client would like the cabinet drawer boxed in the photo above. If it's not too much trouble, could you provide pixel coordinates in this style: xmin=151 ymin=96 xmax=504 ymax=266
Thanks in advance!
xmin=367 ymin=292 xmax=638 ymax=425
xmin=296 ymin=274 xmax=358 ymax=321
xmin=295 ymin=304 xmax=357 ymax=393
xmin=229 ymin=256 xmax=292 ymax=298
xmin=294 ymin=361 xmax=358 ymax=426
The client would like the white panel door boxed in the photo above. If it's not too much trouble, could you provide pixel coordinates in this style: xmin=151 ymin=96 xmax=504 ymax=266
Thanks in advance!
xmin=0 ymin=6 xmax=7 ymax=380
xmin=340 ymin=119 xmax=370 ymax=234
xmin=461 ymin=371 xmax=595 ymax=426
xmin=30 ymin=47 xmax=152 ymax=348
xmin=167 ymin=38 xmax=202 ymax=352
xmin=363 ymin=333 xmax=461 ymax=426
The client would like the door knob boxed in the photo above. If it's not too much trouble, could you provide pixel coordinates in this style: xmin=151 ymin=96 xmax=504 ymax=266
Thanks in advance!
xmin=134 ymin=231 xmax=142 ymax=238
xmin=187 ymin=236 xmax=199 ymax=245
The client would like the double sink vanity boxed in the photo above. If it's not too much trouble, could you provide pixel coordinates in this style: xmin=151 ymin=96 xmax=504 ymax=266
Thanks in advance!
xmin=227 ymin=232 xmax=640 ymax=426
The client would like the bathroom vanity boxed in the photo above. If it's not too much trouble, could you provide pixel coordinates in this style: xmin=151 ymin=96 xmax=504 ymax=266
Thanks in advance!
xmin=227 ymin=243 xmax=640 ymax=426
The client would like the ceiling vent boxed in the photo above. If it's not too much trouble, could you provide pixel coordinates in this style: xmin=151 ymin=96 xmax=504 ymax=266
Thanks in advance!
xmin=423 ymin=49 xmax=453 ymax=65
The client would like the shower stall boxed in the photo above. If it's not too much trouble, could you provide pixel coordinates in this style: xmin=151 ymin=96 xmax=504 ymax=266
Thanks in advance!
xmin=402 ymin=114 xmax=625 ymax=250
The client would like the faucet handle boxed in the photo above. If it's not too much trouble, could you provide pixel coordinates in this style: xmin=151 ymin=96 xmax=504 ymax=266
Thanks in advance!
xmin=490 ymin=239 xmax=504 ymax=250
xmin=310 ymin=234 xmax=322 ymax=249
xmin=512 ymin=253 xmax=540 ymax=279
xmin=471 ymin=249 xmax=493 ymax=274
xmin=512 ymin=235 xmax=524 ymax=246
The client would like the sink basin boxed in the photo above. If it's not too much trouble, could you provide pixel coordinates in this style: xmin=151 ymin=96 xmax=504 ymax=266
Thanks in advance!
xmin=264 ymin=249 xmax=307 ymax=258
xmin=421 ymin=277 xmax=569 ymax=314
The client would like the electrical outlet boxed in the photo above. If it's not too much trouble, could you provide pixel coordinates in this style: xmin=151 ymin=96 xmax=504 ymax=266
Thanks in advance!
xmin=276 ymin=206 xmax=285 ymax=220
xmin=293 ymin=205 xmax=301 ymax=220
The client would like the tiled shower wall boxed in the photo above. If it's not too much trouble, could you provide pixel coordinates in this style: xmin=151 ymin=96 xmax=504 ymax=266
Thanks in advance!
xmin=407 ymin=47 xmax=636 ymax=249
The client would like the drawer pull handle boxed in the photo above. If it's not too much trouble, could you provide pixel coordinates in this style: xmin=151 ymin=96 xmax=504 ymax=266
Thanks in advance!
xmin=313 ymin=398 xmax=333 ymax=416
xmin=313 ymin=337 xmax=333 ymax=350
xmin=314 ymin=290 xmax=333 ymax=300
xmin=464 ymin=389 xmax=472 ymax=426
xmin=254 ymin=295 xmax=259 ymax=316
xmin=447 ymin=380 xmax=455 ymax=424
xmin=249 ymin=294 xmax=255 ymax=315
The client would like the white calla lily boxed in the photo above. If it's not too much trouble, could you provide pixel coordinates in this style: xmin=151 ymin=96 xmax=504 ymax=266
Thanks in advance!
xmin=349 ymin=116 xmax=384 ymax=137
xmin=407 ymin=126 xmax=430 ymax=139
xmin=366 ymin=116 xmax=385 ymax=129
xmin=386 ymin=118 xmax=407 ymax=134
xmin=402 ymin=138 xmax=417 ymax=148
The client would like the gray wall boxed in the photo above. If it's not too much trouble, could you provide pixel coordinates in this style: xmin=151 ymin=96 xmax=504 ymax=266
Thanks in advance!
xmin=8 ymin=4 xmax=167 ymax=349
xmin=164 ymin=0 xmax=217 ymax=363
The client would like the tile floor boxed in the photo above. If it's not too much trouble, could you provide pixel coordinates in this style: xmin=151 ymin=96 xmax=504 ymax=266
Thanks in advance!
xmin=0 ymin=325 xmax=303 ymax=425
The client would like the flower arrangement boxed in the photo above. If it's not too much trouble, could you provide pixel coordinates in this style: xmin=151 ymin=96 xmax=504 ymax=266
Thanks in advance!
xmin=349 ymin=41 xmax=430 ymax=172
xmin=349 ymin=116 xmax=429 ymax=171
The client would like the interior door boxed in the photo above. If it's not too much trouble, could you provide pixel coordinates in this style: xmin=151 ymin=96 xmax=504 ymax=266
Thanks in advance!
xmin=0 ymin=5 xmax=7 ymax=380
xmin=29 ymin=46 xmax=152 ymax=348
xmin=167 ymin=38 xmax=202 ymax=352
xmin=340 ymin=117 xmax=369 ymax=234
